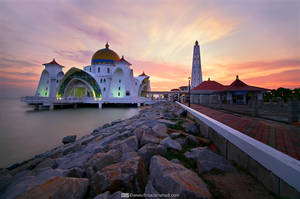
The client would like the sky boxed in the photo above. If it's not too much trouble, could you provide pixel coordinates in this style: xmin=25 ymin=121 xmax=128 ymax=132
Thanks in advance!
xmin=0 ymin=0 xmax=299 ymax=97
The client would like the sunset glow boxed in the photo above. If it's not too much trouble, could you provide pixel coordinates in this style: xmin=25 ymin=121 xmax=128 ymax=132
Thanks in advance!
xmin=0 ymin=0 xmax=299 ymax=97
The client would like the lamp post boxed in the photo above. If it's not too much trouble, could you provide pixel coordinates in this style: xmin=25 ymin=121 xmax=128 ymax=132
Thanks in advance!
xmin=188 ymin=77 xmax=191 ymax=107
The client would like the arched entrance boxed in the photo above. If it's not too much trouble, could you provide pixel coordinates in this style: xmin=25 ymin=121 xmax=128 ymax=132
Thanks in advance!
xmin=57 ymin=68 xmax=102 ymax=99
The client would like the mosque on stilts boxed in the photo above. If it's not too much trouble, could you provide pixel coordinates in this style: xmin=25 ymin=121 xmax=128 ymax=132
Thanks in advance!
xmin=22 ymin=43 xmax=151 ymax=109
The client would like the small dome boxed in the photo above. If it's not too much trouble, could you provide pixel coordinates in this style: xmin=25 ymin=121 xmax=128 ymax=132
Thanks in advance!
xmin=91 ymin=43 xmax=120 ymax=65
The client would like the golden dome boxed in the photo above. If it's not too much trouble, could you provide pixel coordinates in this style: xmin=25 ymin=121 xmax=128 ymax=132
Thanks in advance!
xmin=91 ymin=43 xmax=120 ymax=65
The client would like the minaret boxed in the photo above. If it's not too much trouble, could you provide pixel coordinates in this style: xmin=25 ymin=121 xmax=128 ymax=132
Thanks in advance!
xmin=191 ymin=40 xmax=202 ymax=88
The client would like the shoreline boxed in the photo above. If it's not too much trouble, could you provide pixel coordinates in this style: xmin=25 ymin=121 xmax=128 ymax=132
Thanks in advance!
xmin=0 ymin=102 xmax=276 ymax=199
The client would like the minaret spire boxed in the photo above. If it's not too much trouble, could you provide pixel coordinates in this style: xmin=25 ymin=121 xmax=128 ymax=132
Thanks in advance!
xmin=191 ymin=40 xmax=202 ymax=88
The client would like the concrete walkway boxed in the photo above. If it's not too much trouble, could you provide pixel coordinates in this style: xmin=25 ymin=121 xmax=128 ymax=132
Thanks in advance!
xmin=189 ymin=104 xmax=300 ymax=160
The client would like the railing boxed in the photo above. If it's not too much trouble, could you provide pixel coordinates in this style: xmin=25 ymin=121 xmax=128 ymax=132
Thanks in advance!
xmin=21 ymin=96 xmax=152 ymax=105
xmin=176 ymin=102 xmax=300 ymax=192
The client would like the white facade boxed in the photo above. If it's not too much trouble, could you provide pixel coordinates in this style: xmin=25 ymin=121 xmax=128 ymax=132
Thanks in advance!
xmin=35 ymin=59 xmax=64 ymax=98
xmin=32 ymin=43 xmax=151 ymax=106
xmin=191 ymin=40 xmax=202 ymax=88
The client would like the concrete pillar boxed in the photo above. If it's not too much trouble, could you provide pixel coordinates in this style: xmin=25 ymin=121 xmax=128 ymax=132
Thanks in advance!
xmin=137 ymin=103 xmax=141 ymax=107
xmin=98 ymin=102 xmax=102 ymax=109
xmin=34 ymin=105 xmax=40 ymax=110
xmin=227 ymin=93 xmax=232 ymax=104
xmin=49 ymin=104 xmax=54 ymax=110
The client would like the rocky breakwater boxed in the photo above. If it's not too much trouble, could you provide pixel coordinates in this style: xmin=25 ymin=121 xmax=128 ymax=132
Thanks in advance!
xmin=0 ymin=102 xmax=274 ymax=199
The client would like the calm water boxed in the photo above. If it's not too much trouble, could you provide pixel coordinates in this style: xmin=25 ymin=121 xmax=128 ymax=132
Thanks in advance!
xmin=0 ymin=98 xmax=139 ymax=168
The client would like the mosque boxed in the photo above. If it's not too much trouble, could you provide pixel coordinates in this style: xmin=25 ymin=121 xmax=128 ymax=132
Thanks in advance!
xmin=22 ymin=43 xmax=151 ymax=108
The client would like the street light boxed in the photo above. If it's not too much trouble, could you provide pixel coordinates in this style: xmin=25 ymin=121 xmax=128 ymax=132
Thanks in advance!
xmin=188 ymin=77 xmax=191 ymax=107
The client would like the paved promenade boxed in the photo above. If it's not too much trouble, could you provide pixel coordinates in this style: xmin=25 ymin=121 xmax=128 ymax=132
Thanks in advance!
xmin=189 ymin=104 xmax=300 ymax=160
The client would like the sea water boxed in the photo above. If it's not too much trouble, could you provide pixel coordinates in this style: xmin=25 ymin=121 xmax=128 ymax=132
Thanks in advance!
xmin=0 ymin=98 xmax=139 ymax=168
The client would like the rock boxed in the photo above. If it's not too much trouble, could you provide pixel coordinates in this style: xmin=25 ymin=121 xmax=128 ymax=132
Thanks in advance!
xmin=1 ymin=168 xmax=65 ymax=199
xmin=140 ymin=133 xmax=161 ymax=147
xmin=111 ymin=119 xmax=122 ymax=126
xmin=152 ymin=123 xmax=169 ymax=138
xmin=8 ymin=158 xmax=44 ymax=176
xmin=34 ymin=158 xmax=57 ymax=170
xmin=109 ymin=191 xmax=122 ymax=199
xmin=63 ymin=143 xmax=81 ymax=155
xmin=144 ymin=179 xmax=159 ymax=199
xmin=160 ymin=137 xmax=182 ymax=151
xmin=174 ymin=108 xmax=187 ymax=117
xmin=111 ymin=136 xmax=138 ymax=152
xmin=93 ymin=191 xmax=110 ymax=199
xmin=184 ymin=123 xmax=199 ymax=135
xmin=170 ymin=132 xmax=181 ymax=139
xmin=80 ymin=135 xmax=96 ymax=145
xmin=137 ymin=143 xmax=166 ymax=168
xmin=85 ymin=149 xmax=121 ymax=172
xmin=157 ymin=119 xmax=176 ymax=126
xmin=184 ymin=135 xmax=200 ymax=145
xmin=184 ymin=147 xmax=236 ymax=173
xmin=62 ymin=135 xmax=76 ymax=144
xmin=171 ymin=159 xmax=181 ymax=164
xmin=121 ymin=151 xmax=138 ymax=162
xmin=0 ymin=170 xmax=12 ymax=195
xmin=14 ymin=177 xmax=89 ymax=199
xmin=175 ymin=137 xmax=186 ymax=146
xmin=90 ymin=156 xmax=147 ymax=195
xmin=134 ymin=125 xmax=151 ymax=143
xmin=66 ymin=167 xmax=84 ymax=178
xmin=148 ymin=156 xmax=211 ymax=199
xmin=102 ymin=123 xmax=111 ymax=129
xmin=56 ymin=151 xmax=91 ymax=170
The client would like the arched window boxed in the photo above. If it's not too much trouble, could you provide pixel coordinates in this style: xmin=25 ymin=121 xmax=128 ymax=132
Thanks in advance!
xmin=89 ymin=67 xmax=92 ymax=72
xmin=126 ymin=91 xmax=130 ymax=96
xmin=100 ymin=79 xmax=103 ymax=83
xmin=119 ymin=79 xmax=121 ymax=83
xmin=104 ymin=79 xmax=106 ymax=83
xmin=118 ymin=92 xmax=120 ymax=96
xmin=118 ymin=87 xmax=120 ymax=90
xmin=107 ymin=68 xmax=110 ymax=73
xmin=98 ymin=67 xmax=100 ymax=73
xmin=104 ymin=87 xmax=106 ymax=91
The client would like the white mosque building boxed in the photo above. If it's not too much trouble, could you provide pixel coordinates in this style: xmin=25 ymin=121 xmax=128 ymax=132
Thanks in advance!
xmin=22 ymin=43 xmax=151 ymax=109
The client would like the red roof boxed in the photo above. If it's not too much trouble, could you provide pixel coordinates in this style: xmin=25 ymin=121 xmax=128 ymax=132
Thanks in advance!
xmin=43 ymin=58 xmax=64 ymax=67
xmin=118 ymin=56 xmax=131 ymax=65
xmin=218 ymin=76 xmax=268 ymax=92
xmin=192 ymin=79 xmax=225 ymax=91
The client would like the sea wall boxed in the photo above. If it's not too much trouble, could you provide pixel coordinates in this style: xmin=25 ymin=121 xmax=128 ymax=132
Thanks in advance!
xmin=177 ymin=102 xmax=300 ymax=199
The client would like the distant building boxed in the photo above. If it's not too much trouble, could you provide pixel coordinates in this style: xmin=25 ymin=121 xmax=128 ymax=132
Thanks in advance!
xmin=191 ymin=76 xmax=268 ymax=105
xmin=23 ymin=43 xmax=151 ymax=108
xmin=191 ymin=40 xmax=202 ymax=88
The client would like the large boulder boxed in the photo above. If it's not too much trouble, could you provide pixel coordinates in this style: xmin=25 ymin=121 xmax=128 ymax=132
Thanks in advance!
xmin=56 ymin=151 xmax=91 ymax=170
xmin=148 ymin=156 xmax=211 ymax=199
xmin=184 ymin=135 xmax=200 ymax=145
xmin=137 ymin=143 xmax=166 ymax=168
xmin=140 ymin=133 xmax=161 ymax=147
xmin=14 ymin=177 xmax=88 ymax=199
xmin=1 ymin=168 xmax=65 ymax=199
xmin=183 ymin=123 xmax=199 ymax=135
xmin=152 ymin=123 xmax=169 ymax=138
xmin=85 ymin=149 xmax=121 ymax=172
xmin=160 ymin=137 xmax=182 ymax=151
xmin=184 ymin=147 xmax=236 ymax=173
xmin=90 ymin=156 xmax=147 ymax=196
xmin=34 ymin=158 xmax=57 ymax=171
xmin=62 ymin=135 xmax=77 ymax=144
xmin=110 ymin=136 xmax=138 ymax=152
